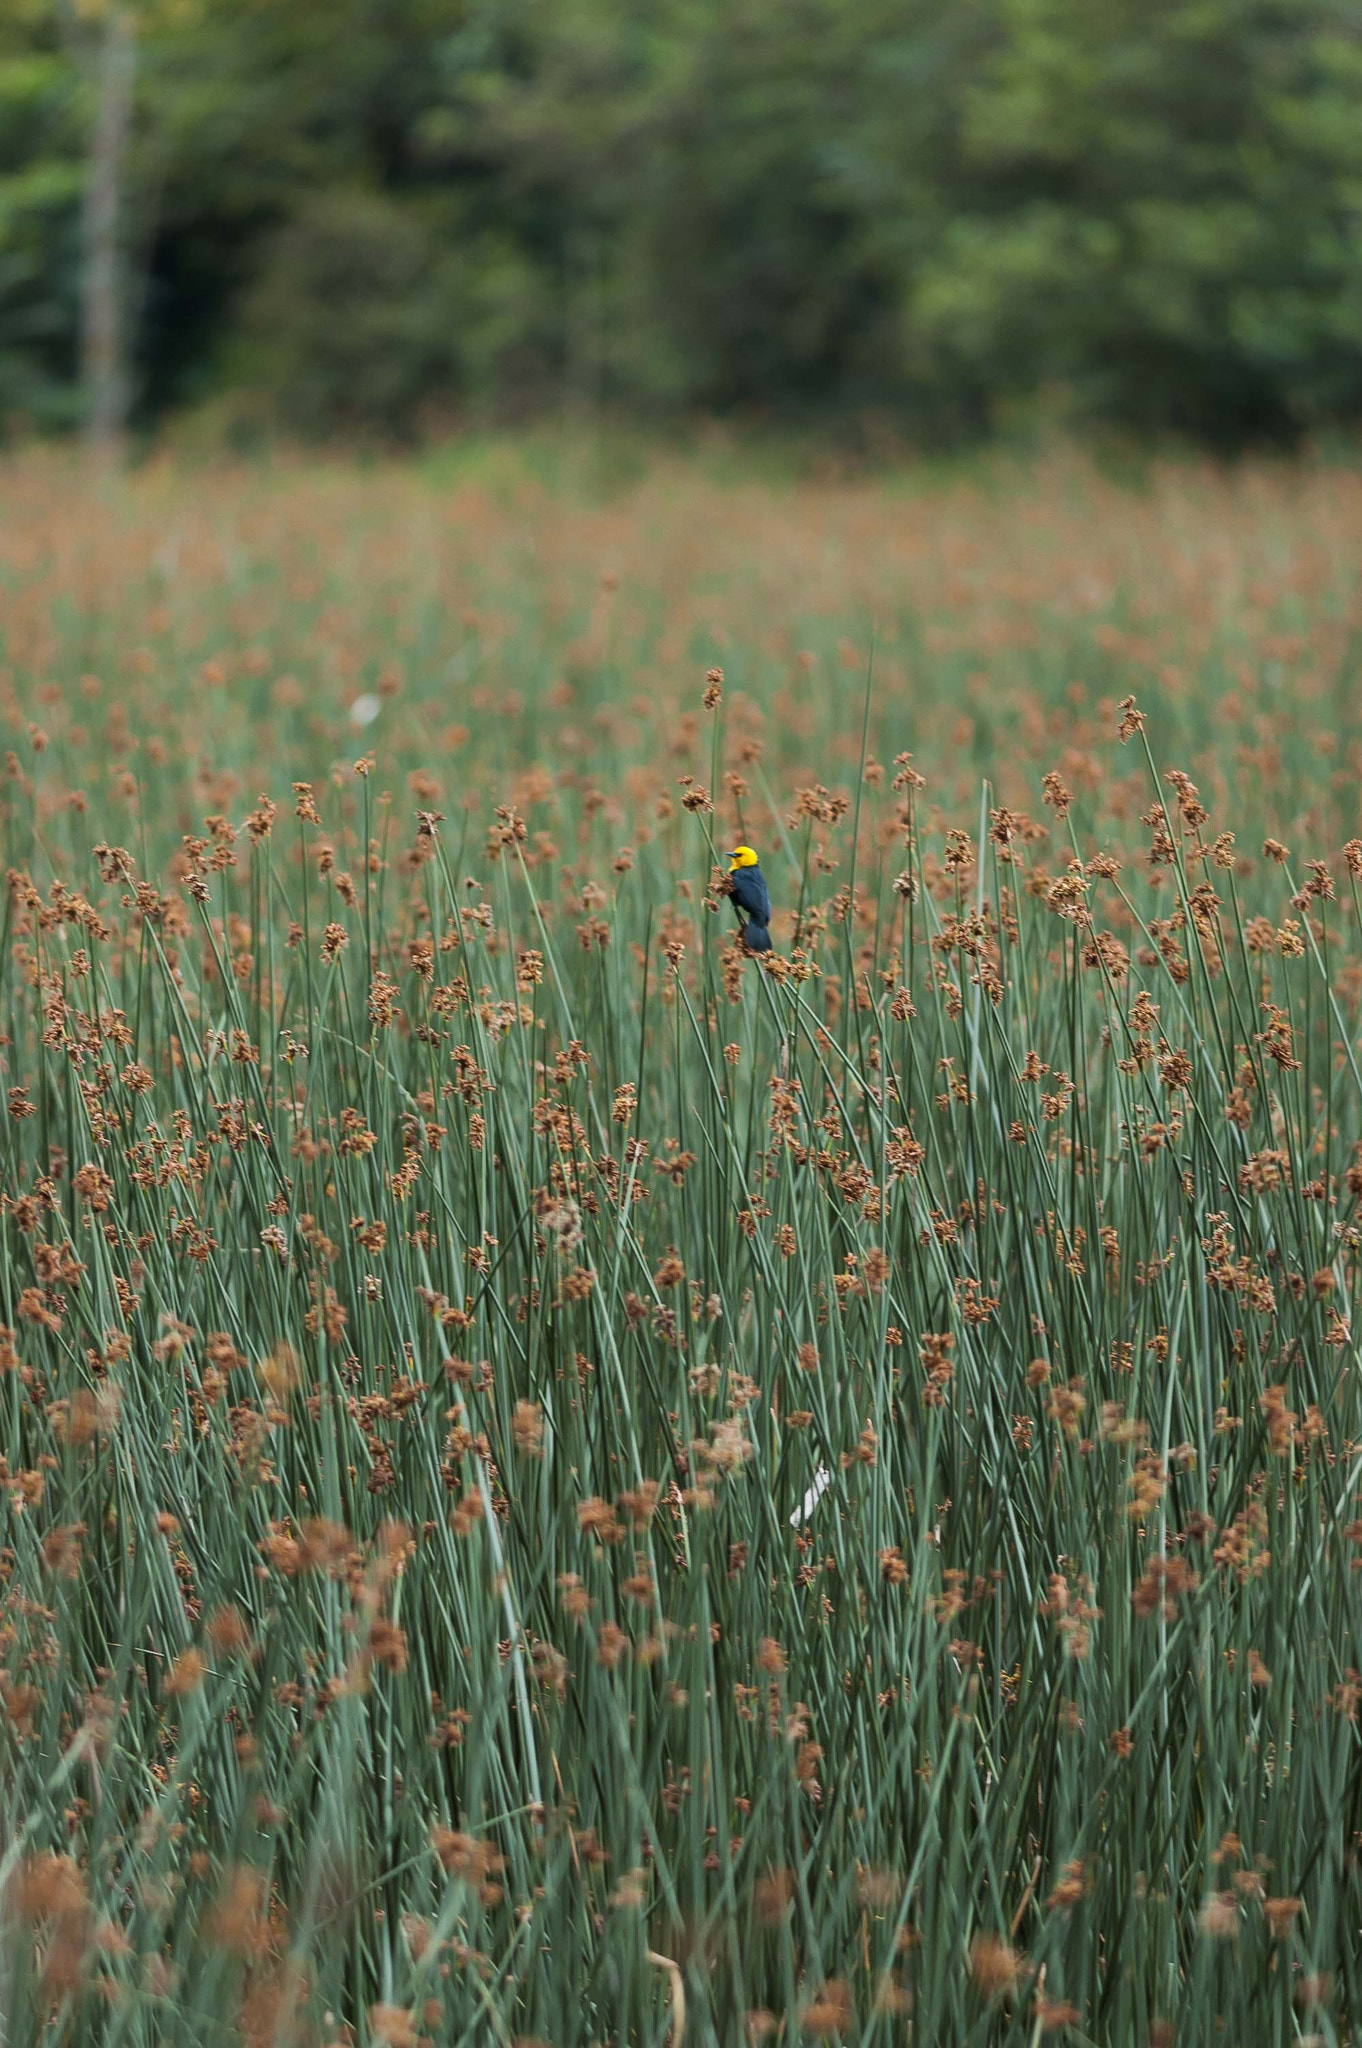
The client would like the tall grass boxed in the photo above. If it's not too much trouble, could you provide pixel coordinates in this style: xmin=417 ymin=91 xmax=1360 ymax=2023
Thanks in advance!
xmin=0 ymin=448 xmax=1359 ymax=2045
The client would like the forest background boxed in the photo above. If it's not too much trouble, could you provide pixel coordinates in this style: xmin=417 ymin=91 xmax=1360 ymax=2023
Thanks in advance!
xmin=4 ymin=0 xmax=1362 ymax=454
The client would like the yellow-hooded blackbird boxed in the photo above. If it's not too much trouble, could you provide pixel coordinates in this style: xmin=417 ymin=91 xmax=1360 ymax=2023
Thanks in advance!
xmin=727 ymin=845 xmax=772 ymax=952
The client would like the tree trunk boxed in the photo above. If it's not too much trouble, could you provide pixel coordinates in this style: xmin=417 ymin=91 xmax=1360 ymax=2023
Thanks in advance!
xmin=81 ymin=4 xmax=137 ymax=460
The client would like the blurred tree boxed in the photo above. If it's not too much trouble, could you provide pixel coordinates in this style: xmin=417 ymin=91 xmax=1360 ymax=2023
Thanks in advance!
xmin=0 ymin=9 xmax=85 ymax=429
xmin=907 ymin=0 xmax=1362 ymax=440
xmin=1 ymin=0 xmax=1360 ymax=444
xmin=73 ymin=0 xmax=137 ymax=454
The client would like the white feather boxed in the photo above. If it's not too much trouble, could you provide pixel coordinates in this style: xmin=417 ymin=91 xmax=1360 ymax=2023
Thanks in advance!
xmin=790 ymin=1463 xmax=832 ymax=1528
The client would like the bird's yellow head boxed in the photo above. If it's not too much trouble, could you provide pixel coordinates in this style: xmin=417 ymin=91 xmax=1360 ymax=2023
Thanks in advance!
xmin=728 ymin=845 xmax=759 ymax=872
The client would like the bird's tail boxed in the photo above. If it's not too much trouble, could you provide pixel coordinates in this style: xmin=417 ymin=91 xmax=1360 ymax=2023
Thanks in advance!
xmin=742 ymin=921 xmax=772 ymax=952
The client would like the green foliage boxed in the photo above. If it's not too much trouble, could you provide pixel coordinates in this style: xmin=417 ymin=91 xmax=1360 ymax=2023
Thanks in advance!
xmin=0 ymin=46 xmax=84 ymax=427
xmin=4 ymin=0 xmax=1362 ymax=441
xmin=227 ymin=192 xmax=453 ymax=437
xmin=910 ymin=0 xmax=1362 ymax=439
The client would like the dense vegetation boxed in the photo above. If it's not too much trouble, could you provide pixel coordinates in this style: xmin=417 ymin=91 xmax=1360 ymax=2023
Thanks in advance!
xmin=0 ymin=447 xmax=1360 ymax=2042
xmin=5 ymin=0 xmax=1362 ymax=444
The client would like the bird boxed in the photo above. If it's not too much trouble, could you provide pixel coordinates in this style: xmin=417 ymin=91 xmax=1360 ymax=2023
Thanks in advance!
xmin=727 ymin=845 xmax=772 ymax=951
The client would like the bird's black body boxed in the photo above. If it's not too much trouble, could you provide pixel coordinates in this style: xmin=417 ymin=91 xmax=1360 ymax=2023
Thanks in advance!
xmin=730 ymin=863 xmax=771 ymax=926
xmin=730 ymin=862 xmax=772 ymax=951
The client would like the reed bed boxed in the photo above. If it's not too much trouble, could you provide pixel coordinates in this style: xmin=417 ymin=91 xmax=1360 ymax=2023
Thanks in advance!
xmin=0 ymin=447 xmax=1360 ymax=2045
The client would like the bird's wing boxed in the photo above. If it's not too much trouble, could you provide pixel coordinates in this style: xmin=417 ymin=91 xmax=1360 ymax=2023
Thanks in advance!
xmin=730 ymin=870 xmax=766 ymax=921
